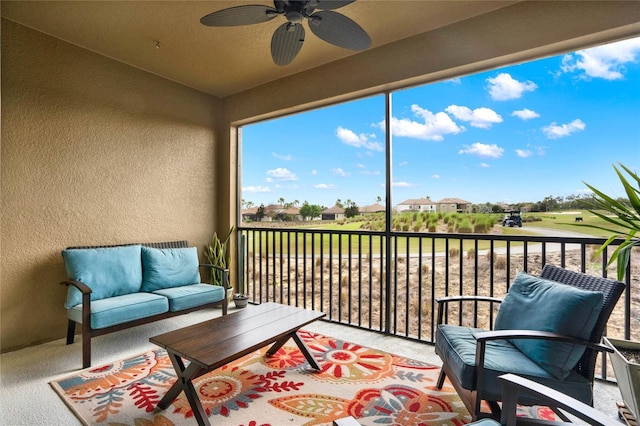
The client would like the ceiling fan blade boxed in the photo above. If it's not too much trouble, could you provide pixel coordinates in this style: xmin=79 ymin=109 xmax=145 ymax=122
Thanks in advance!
xmin=309 ymin=10 xmax=370 ymax=51
xmin=315 ymin=0 xmax=355 ymax=10
xmin=271 ymin=22 xmax=305 ymax=66
xmin=200 ymin=5 xmax=278 ymax=27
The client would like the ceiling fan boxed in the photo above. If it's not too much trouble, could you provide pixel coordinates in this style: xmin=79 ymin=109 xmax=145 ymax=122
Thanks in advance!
xmin=200 ymin=0 xmax=371 ymax=66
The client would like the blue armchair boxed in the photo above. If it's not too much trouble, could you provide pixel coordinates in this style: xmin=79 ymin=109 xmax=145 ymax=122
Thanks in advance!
xmin=434 ymin=264 xmax=625 ymax=420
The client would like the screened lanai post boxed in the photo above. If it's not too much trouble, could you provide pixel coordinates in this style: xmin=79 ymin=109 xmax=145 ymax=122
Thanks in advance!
xmin=384 ymin=91 xmax=393 ymax=334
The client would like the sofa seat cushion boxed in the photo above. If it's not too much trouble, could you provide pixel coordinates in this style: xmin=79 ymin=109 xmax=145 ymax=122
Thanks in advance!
xmin=63 ymin=245 xmax=143 ymax=308
xmin=435 ymin=324 xmax=593 ymax=405
xmin=67 ymin=292 xmax=168 ymax=329
xmin=152 ymin=284 xmax=225 ymax=312
xmin=494 ymin=272 xmax=604 ymax=380
xmin=141 ymin=246 xmax=201 ymax=292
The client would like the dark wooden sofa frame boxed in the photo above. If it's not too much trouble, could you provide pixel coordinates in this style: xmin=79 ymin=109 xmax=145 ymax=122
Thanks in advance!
xmin=61 ymin=240 xmax=229 ymax=368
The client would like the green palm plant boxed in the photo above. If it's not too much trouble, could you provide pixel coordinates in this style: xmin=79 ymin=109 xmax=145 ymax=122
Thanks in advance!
xmin=204 ymin=226 xmax=234 ymax=287
xmin=582 ymin=163 xmax=639 ymax=280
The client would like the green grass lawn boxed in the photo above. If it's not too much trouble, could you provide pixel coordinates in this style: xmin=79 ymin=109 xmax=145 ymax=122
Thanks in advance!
xmin=243 ymin=210 xmax=624 ymax=255
xmin=523 ymin=211 xmax=627 ymax=238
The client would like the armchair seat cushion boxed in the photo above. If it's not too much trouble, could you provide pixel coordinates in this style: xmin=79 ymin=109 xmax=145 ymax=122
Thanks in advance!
xmin=67 ymin=292 xmax=169 ymax=329
xmin=435 ymin=324 xmax=593 ymax=405
xmin=152 ymin=284 xmax=226 ymax=312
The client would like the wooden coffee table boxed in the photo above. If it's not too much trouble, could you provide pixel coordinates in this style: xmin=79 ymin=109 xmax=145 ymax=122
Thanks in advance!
xmin=149 ymin=302 xmax=325 ymax=425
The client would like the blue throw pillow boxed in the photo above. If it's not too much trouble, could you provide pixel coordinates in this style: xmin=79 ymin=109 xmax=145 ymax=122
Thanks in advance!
xmin=62 ymin=245 xmax=143 ymax=308
xmin=141 ymin=246 xmax=201 ymax=292
xmin=494 ymin=272 xmax=604 ymax=380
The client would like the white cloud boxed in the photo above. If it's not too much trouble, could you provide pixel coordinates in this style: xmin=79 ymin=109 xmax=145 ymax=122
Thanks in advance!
xmin=272 ymin=152 xmax=292 ymax=161
xmin=392 ymin=181 xmax=417 ymax=187
xmin=314 ymin=183 xmax=336 ymax=189
xmin=432 ymin=174 xmax=440 ymax=179
xmin=398 ymin=161 xmax=408 ymax=167
xmin=447 ymin=78 xmax=462 ymax=84
xmin=311 ymin=170 xmax=317 ymax=175
xmin=487 ymin=73 xmax=537 ymax=100
xmin=336 ymin=126 xmax=383 ymax=151
xmin=512 ymin=109 xmax=540 ymax=120
xmin=242 ymin=185 xmax=270 ymax=193
xmin=458 ymin=142 xmax=504 ymax=158
xmin=332 ymin=168 xmax=350 ymax=177
xmin=561 ymin=37 xmax=640 ymax=80
xmin=516 ymin=149 xmax=533 ymax=158
xmin=479 ymin=163 xmax=490 ymax=168
xmin=384 ymin=104 xmax=463 ymax=141
xmin=445 ymin=105 xmax=503 ymax=129
xmin=266 ymin=167 xmax=298 ymax=181
xmin=542 ymin=119 xmax=586 ymax=139
xmin=359 ymin=170 xmax=380 ymax=176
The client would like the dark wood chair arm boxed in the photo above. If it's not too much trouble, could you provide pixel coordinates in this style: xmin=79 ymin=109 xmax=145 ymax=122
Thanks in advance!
xmin=199 ymin=263 xmax=228 ymax=274
xmin=199 ymin=264 xmax=230 ymax=289
xmin=60 ymin=279 xmax=92 ymax=294
xmin=498 ymin=373 xmax=618 ymax=426
xmin=436 ymin=295 xmax=503 ymax=325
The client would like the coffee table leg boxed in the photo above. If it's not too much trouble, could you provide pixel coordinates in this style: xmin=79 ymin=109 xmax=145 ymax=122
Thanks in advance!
xmin=266 ymin=332 xmax=321 ymax=371
xmin=158 ymin=352 xmax=211 ymax=426
xmin=292 ymin=332 xmax=322 ymax=370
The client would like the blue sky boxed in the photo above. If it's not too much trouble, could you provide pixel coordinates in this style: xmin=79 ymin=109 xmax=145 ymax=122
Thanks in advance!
xmin=241 ymin=37 xmax=640 ymax=208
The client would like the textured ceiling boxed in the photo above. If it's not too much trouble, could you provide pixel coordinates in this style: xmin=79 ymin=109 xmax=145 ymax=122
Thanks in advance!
xmin=1 ymin=1 xmax=519 ymax=98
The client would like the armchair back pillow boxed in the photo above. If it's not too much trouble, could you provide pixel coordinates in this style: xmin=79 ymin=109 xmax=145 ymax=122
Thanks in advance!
xmin=494 ymin=272 xmax=603 ymax=380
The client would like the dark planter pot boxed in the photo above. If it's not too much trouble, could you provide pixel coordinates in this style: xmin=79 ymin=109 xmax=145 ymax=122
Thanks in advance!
xmin=233 ymin=295 xmax=249 ymax=309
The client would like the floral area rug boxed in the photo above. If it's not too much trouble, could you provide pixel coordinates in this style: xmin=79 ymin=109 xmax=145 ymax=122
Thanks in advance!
xmin=50 ymin=330 xmax=553 ymax=425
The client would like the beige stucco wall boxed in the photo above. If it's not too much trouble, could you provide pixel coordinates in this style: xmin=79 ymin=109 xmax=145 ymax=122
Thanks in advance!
xmin=1 ymin=19 xmax=222 ymax=351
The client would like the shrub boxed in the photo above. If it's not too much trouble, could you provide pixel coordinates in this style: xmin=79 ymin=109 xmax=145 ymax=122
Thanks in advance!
xmin=466 ymin=248 xmax=476 ymax=260
xmin=449 ymin=247 xmax=460 ymax=258
xmin=495 ymin=256 xmax=507 ymax=269
xmin=457 ymin=219 xmax=472 ymax=233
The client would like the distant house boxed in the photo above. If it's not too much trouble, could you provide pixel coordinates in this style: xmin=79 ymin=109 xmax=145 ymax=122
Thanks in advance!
xmin=241 ymin=206 xmax=259 ymax=222
xmin=321 ymin=205 xmax=345 ymax=220
xmin=360 ymin=203 xmax=386 ymax=214
xmin=396 ymin=198 xmax=436 ymax=213
xmin=436 ymin=197 xmax=472 ymax=214
xmin=241 ymin=204 xmax=301 ymax=222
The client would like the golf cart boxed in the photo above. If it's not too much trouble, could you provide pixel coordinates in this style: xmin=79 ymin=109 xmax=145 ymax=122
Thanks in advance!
xmin=502 ymin=210 xmax=523 ymax=227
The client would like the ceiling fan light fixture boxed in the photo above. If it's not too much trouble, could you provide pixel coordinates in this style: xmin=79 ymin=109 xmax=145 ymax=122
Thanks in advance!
xmin=285 ymin=10 xmax=304 ymax=24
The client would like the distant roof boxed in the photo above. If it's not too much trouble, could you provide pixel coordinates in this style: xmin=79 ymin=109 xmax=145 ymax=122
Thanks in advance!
xmin=397 ymin=198 xmax=434 ymax=205
xmin=436 ymin=197 xmax=472 ymax=204
xmin=360 ymin=203 xmax=385 ymax=213
xmin=322 ymin=205 xmax=345 ymax=214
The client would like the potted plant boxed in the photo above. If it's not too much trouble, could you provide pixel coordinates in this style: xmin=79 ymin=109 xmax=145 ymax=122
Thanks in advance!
xmin=582 ymin=163 xmax=639 ymax=417
xmin=604 ymin=337 xmax=640 ymax=420
xmin=204 ymin=226 xmax=234 ymax=299
xmin=204 ymin=226 xmax=249 ymax=309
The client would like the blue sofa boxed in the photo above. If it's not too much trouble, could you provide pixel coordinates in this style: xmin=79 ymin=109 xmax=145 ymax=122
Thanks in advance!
xmin=61 ymin=240 xmax=228 ymax=368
